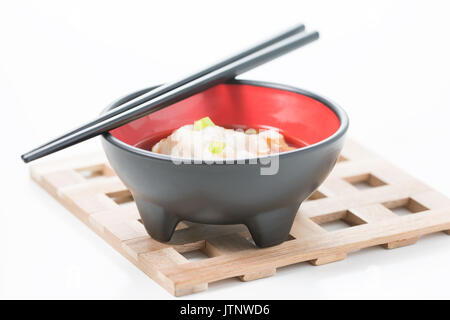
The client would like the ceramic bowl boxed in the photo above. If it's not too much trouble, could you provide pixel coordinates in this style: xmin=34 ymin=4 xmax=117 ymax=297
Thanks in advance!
xmin=101 ymin=80 xmax=349 ymax=247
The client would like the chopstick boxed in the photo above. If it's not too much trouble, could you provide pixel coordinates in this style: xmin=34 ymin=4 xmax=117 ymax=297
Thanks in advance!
xmin=23 ymin=24 xmax=305 ymax=156
xmin=21 ymin=29 xmax=319 ymax=163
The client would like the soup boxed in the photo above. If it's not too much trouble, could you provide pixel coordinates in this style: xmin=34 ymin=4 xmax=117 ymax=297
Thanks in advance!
xmin=135 ymin=117 xmax=307 ymax=160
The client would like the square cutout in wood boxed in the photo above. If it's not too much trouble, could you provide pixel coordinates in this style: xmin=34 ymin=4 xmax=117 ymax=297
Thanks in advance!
xmin=77 ymin=166 xmax=105 ymax=179
xmin=311 ymin=210 xmax=367 ymax=232
xmin=383 ymin=198 xmax=429 ymax=216
xmin=306 ymin=190 xmax=327 ymax=201
xmin=344 ymin=173 xmax=386 ymax=190
xmin=76 ymin=164 xmax=114 ymax=181
xmin=106 ymin=190 xmax=134 ymax=206
xmin=181 ymin=249 xmax=209 ymax=262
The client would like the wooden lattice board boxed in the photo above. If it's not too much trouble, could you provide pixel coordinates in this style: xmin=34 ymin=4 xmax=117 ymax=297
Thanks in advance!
xmin=30 ymin=139 xmax=450 ymax=296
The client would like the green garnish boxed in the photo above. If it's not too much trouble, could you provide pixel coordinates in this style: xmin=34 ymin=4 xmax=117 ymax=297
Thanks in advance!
xmin=194 ymin=116 xmax=215 ymax=130
xmin=208 ymin=141 xmax=226 ymax=154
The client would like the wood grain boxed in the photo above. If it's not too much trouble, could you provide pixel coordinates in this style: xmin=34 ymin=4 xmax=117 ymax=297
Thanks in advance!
xmin=29 ymin=139 xmax=450 ymax=296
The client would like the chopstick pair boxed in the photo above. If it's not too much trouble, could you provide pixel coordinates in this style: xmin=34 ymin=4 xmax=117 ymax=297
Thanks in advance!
xmin=21 ymin=24 xmax=319 ymax=163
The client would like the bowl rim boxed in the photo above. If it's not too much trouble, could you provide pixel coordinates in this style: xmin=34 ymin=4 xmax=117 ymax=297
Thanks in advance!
xmin=101 ymin=79 xmax=349 ymax=164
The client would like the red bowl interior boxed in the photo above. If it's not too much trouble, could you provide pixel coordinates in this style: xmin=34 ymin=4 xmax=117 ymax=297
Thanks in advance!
xmin=110 ymin=83 xmax=340 ymax=149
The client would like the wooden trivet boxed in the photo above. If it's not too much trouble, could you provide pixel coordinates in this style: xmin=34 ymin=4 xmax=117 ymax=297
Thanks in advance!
xmin=30 ymin=139 xmax=450 ymax=296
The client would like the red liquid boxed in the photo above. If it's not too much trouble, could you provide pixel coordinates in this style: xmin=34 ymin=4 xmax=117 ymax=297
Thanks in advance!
xmin=134 ymin=126 xmax=308 ymax=152
xmin=134 ymin=130 xmax=176 ymax=151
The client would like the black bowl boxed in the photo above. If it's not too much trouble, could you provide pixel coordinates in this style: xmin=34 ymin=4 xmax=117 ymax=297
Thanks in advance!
xmin=101 ymin=80 xmax=349 ymax=247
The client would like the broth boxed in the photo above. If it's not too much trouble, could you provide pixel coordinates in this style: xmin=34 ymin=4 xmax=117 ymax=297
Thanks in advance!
xmin=134 ymin=125 xmax=308 ymax=152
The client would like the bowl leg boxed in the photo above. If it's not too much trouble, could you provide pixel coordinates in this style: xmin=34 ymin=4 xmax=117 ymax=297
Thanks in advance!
xmin=134 ymin=198 xmax=179 ymax=242
xmin=245 ymin=203 xmax=300 ymax=248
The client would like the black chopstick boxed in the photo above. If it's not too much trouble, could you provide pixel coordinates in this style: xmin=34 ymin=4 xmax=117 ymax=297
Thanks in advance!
xmin=25 ymin=24 xmax=305 ymax=153
xmin=21 ymin=30 xmax=319 ymax=163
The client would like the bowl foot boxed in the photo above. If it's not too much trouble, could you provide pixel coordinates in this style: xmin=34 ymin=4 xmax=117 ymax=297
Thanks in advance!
xmin=135 ymin=197 xmax=300 ymax=247
xmin=245 ymin=203 xmax=300 ymax=248
xmin=134 ymin=198 xmax=179 ymax=242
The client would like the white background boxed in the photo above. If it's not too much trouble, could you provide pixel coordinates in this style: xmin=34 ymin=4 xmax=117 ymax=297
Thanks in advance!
xmin=1 ymin=0 xmax=449 ymax=299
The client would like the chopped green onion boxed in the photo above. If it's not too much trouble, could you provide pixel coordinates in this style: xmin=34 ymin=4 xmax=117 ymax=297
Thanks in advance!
xmin=208 ymin=141 xmax=226 ymax=154
xmin=194 ymin=116 xmax=215 ymax=130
